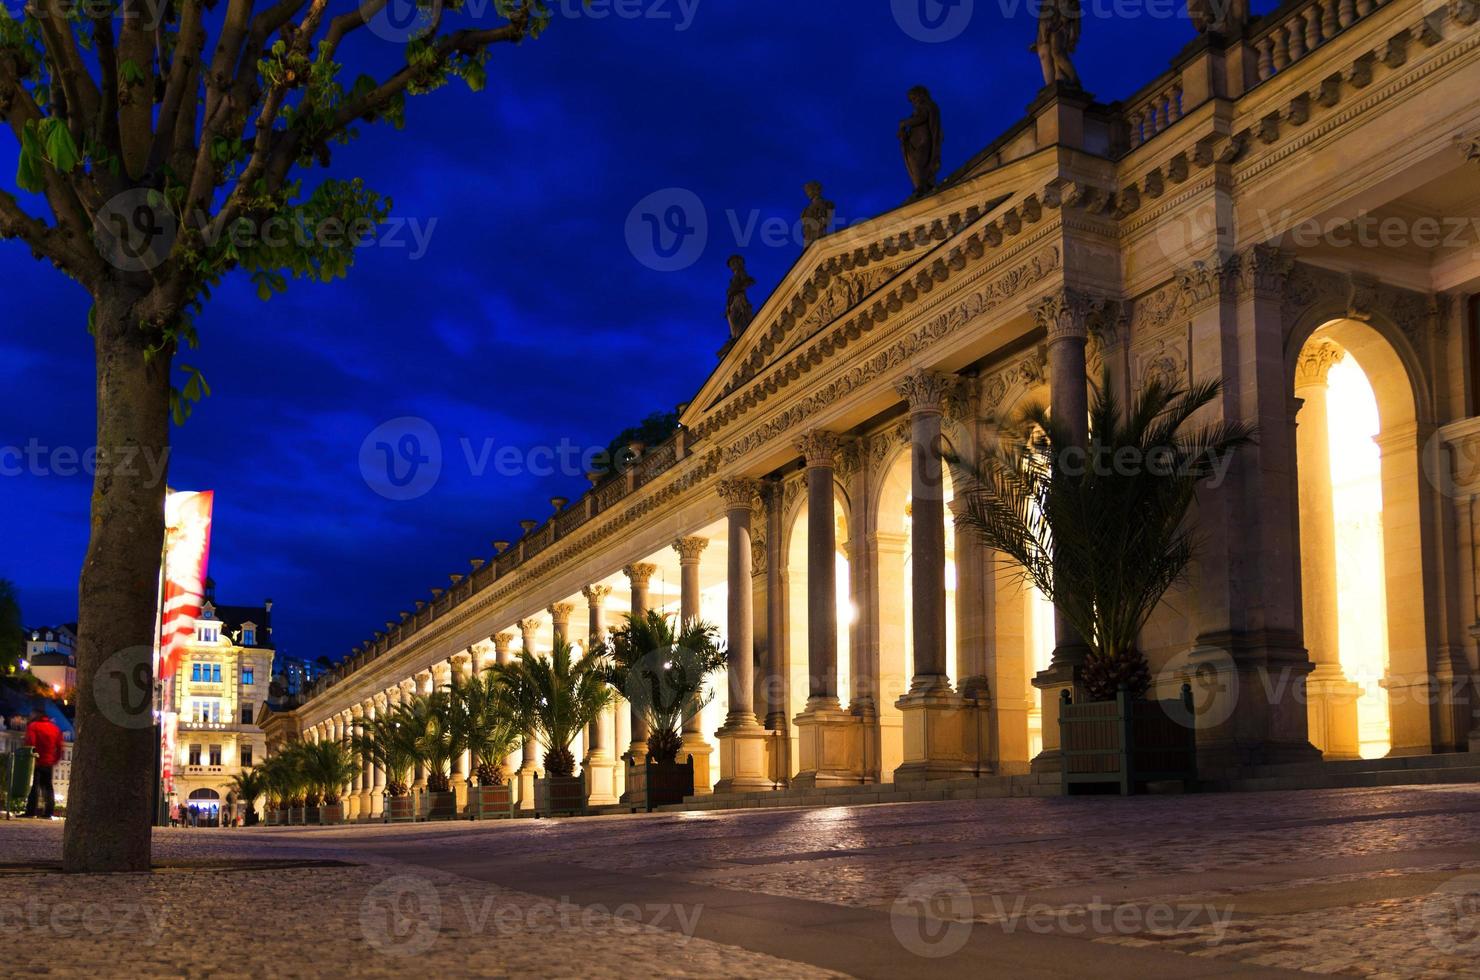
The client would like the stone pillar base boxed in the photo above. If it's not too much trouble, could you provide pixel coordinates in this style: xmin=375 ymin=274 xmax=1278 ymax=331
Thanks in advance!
xmin=515 ymin=764 xmax=537 ymax=811
xmin=346 ymin=795 xmax=362 ymax=821
xmin=1306 ymin=667 xmax=1362 ymax=760
xmin=1029 ymin=661 xmax=1078 ymax=773
xmin=356 ymin=790 xmax=372 ymax=821
xmin=369 ymin=791 xmax=384 ymax=820
xmin=894 ymin=688 xmax=975 ymax=784
xmin=714 ymin=716 xmax=773 ymax=793
xmin=1185 ymin=632 xmax=1322 ymax=769
xmin=792 ymin=702 xmax=864 ymax=787
xmin=681 ymin=733 xmax=714 ymax=795
xmin=583 ymin=752 xmax=618 ymax=806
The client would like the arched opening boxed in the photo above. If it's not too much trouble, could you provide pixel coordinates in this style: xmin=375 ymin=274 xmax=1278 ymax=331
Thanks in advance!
xmin=1293 ymin=319 xmax=1429 ymax=758
xmin=783 ymin=483 xmax=851 ymax=777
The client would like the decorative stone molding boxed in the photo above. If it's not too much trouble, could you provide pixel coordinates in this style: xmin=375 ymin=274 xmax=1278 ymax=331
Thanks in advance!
xmin=717 ymin=478 xmax=762 ymax=510
xmin=1345 ymin=272 xmax=1381 ymax=322
xmin=1175 ymin=256 xmax=1239 ymax=314
xmin=623 ymin=562 xmax=657 ymax=590
xmin=715 ymin=245 xmax=1061 ymax=465
xmin=1452 ymin=0 xmax=1478 ymax=27
xmin=516 ymin=618 xmax=540 ymax=646
xmin=797 ymin=429 xmax=846 ymax=468
xmin=1459 ymin=129 xmax=1480 ymax=165
xmin=548 ymin=603 xmax=575 ymax=628
xmin=1233 ymin=244 xmax=1294 ymax=299
xmin=672 ymin=537 xmax=709 ymax=564
xmin=894 ymin=369 xmax=957 ymax=416
xmin=981 ymin=350 xmax=1048 ymax=413
xmin=1282 ymin=260 xmax=1444 ymax=353
xmin=1294 ymin=339 xmax=1346 ymax=387
xmin=581 ymin=584 xmax=612 ymax=604
xmin=1132 ymin=328 xmax=1191 ymax=391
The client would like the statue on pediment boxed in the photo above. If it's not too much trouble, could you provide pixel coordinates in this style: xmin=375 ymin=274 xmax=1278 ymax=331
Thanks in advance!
xmin=800 ymin=182 xmax=836 ymax=248
xmin=899 ymin=86 xmax=943 ymax=201
xmin=1188 ymin=0 xmax=1249 ymax=35
xmin=1032 ymin=0 xmax=1082 ymax=89
xmin=726 ymin=255 xmax=756 ymax=339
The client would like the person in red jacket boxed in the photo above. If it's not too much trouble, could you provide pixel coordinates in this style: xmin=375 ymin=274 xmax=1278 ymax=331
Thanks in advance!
xmin=24 ymin=707 xmax=63 ymax=819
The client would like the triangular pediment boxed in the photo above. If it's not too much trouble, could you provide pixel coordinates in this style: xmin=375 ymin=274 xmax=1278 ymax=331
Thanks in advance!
xmin=683 ymin=149 xmax=1063 ymax=432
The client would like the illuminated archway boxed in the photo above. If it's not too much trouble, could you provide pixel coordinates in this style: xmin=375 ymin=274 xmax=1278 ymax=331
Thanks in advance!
xmin=1292 ymin=318 xmax=1433 ymax=757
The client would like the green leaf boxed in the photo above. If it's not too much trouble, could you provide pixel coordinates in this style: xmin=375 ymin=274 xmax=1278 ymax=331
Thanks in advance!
xmin=119 ymin=59 xmax=146 ymax=85
xmin=39 ymin=118 xmax=81 ymax=174
xmin=16 ymin=122 xmax=45 ymax=193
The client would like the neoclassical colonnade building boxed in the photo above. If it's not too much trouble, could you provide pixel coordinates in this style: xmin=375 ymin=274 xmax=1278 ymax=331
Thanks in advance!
xmin=282 ymin=0 xmax=1480 ymax=816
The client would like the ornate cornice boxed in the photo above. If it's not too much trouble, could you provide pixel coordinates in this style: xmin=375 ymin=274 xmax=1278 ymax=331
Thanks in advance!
xmin=1233 ymin=244 xmax=1294 ymax=299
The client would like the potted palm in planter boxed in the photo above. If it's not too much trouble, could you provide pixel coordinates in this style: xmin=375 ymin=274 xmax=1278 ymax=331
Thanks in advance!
xmin=448 ymin=669 xmax=524 ymax=820
xmin=228 ymin=766 xmax=268 ymax=827
xmin=601 ymin=611 xmax=726 ymax=811
xmin=414 ymin=691 xmax=462 ymax=821
xmin=302 ymin=739 xmax=359 ymax=825
xmin=947 ymin=370 xmax=1255 ymax=794
xmin=352 ymin=703 xmax=420 ymax=823
xmin=495 ymin=639 xmax=614 ymax=818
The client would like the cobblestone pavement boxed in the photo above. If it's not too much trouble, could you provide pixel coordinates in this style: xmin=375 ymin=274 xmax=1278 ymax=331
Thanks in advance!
xmin=1 ymin=785 xmax=1478 ymax=977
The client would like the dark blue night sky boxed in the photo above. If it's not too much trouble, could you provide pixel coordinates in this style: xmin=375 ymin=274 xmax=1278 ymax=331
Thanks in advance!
xmin=1 ymin=0 xmax=1211 ymax=662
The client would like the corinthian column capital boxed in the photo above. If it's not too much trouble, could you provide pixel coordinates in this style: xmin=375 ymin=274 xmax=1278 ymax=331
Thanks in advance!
xmin=581 ymin=584 xmax=613 ymax=605
xmin=623 ymin=562 xmax=657 ymax=590
xmin=796 ymin=429 xmax=845 ymax=469
xmin=894 ymin=369 xmax=957 ymax=416
xmin=716 ymin=478 xmax=762 ymax=511
xmin=1029 ymin=287 xmax=1105 ymax=344
xmin=672 ymin=536 xmax=709 ymax=564
xmin=1294 ymin=339 xmax=1345 ymax=389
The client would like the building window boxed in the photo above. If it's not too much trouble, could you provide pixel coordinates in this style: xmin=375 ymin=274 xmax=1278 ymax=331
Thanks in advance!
xmin=212 ymin=663 xmax=222 ymax=683
xmin=242 ymin=628 xmax=255 ymax=647
xmin=191 ymin=699 xmax=221 ymax=724
xmin=208 ymin=745 xmax=222 ymax=766
xmin=241 ymin=743 xmax=253 ymax=767
xmin=242 ymin=667 xmax=254 ymax=686
xmin=188 ymin=744 xmax=201 ymax=766
xmin=191 ymin=662 xmax=202 ymax=682
xmin=241 ymin=704 xmax=253 ymax=726
xmin=197 ymin=625 xmax=219 ymax=643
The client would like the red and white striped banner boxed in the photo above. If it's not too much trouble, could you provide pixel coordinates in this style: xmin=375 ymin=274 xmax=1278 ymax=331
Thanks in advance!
xmin=159 ymin=490 xmax=214 ymax=681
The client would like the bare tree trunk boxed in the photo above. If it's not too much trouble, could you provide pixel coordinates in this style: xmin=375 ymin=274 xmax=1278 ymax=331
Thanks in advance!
xmin=62 ymin=284 xmax=172 ymax=873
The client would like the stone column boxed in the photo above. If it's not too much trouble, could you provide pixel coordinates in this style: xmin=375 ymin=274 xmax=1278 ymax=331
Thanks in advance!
xmin=515 ymin=619 xmax=541 ymax=811
xmin=1028 ymin=288 xmax=1095 ymax=772
xmin=894 ymin=370 xmax=973 ymax=782
xmin=451 ymin=652 xmax=474 ymax=808
xmin=338 ymin=711 xmax=358 ymax=818
xmin=369 ymin=695 xmax=386 ymax=819
xmin=1294 ymin=341 xmax=1361 ymax=759
xmin=762 ymin=481 xmax=790 ymax=783
xmin=673 ymin=537 xmax=714 ymax=793
xmin=715 ymin=480 xmax=772 ymax=792
xmin=791 ymin=430 xmax=862 ymax=787
xmin=412 ymin=670 xmax=432 ymax=796
xmin=352 ymin=702 xmax=371 ymax=819
xmin=581 ymin=586 xmax=618 ymax=806
xmin=492 ymin=632 xmax=517 ymax=783
xmin=621 ymin=562 xmax=656 ymax=766
xmin=952 ymin=497 xmax=994 ymax=775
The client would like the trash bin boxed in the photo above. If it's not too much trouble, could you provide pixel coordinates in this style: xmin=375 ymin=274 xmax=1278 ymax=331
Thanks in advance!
xmin=6 ymin=748 xmax=35 ymax=812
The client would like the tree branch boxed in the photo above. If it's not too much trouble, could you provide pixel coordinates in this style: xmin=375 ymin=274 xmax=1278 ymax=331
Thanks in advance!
xmin=29 ymin=0 xmax=101 ymax=138
xmin=148 ymin=0 xmax=206 ymax=175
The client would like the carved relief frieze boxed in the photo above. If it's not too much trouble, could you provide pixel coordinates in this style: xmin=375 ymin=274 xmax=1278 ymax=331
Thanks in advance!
xmin=1132 ymin=325 xmax=1192 ymax=390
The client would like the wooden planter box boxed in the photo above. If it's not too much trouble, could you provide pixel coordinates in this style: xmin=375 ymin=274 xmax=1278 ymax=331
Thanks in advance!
xmin=386 ymin=795 xmax=416 ymax=823
xmin=265 ymin=809 xmax=280 ymax=827
xmin=473 ymin=784 xmax=515 ymax=820
xmin=423 ymin=790 xmax=458 ymax=821
xmin=1059 ymin=684 xmax=1197 ymax=795
xmin=318 ymin=803 xmax=344 ymax=825
xmin=626 ymin=756 xmax=694 ymax=812
xmin=245 ymin=810 xmax=260 ymax=827
xmin=288 ymin=806 xmax=306 ymax=825
xmin=534 ymin=776 xmax=586 ymax=817
xmin=305 ymin=805 xmax=321 ymax=825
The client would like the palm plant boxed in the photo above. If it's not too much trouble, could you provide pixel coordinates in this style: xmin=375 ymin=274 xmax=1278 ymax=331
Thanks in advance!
xmin=351 ymin=706 xmax=420 ymax=798
xmin=946 ymin=369 xmax=1256 ymax=702
xmin=493 ymin=639 xmax=615 ymax=777
xmin=449 ymin=669 xmax=525 ymax=786
xmin=409 ymin=692 xmax=461 ymax=794
xmin=228 ymin=766 xmax=268 ymax=825
xmin=600 ymin=611 xmax=726 ymax=764
xmin=300 ymin=739 xmax=360 ymax=806
xmin=266 ymin=742 xmax=311 ymax=808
